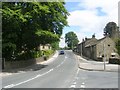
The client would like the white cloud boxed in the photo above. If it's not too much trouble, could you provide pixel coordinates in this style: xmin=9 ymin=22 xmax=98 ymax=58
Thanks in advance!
xmin=59 ymin=0 xmax=119 ymax=48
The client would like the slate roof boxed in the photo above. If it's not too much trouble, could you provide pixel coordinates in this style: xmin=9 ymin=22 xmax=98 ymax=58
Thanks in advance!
xmin=78 ymin=35 xmax=112 ymax=48
xmin=85 ymin=38 xmax=98 ymax=47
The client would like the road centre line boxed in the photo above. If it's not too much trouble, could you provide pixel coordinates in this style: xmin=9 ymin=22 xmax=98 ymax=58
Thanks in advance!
xmin=4 ymin=68 xmax=54 ymax=88
xmin=70 ymin=68 xmax=80 ymax=88
xmin=70 ymin=84 xmax=76 ymax=88
xmin=80 ymin=82 xmax=85 ymax=88
xmin=56 ymin=56 xmax=67 ymax=68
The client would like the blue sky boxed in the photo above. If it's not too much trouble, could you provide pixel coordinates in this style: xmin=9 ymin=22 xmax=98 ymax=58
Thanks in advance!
xmin=59 ymin=0 xmax=119 ymax=48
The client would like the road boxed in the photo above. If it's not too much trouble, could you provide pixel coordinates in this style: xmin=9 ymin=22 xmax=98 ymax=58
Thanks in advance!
xmin=2 ymin=50 xmax=119 ymax=89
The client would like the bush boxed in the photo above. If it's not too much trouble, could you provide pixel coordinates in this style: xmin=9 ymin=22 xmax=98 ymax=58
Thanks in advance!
xmin=15 ymin=50 xmax=42 ymax=60
xmin=9 ymin=50 xmax=54 ymax=61
xmin=109 ymin=58 xmax=120 ymax=65
xmin=43 ymin=50 xmax=54 ymax=57
xmin=31 ymin=50 xmax=42 ymax=58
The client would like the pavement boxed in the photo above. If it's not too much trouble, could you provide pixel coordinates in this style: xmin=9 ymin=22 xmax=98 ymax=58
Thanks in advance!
xmin=75 ymin=54 xmax=119 ymax=72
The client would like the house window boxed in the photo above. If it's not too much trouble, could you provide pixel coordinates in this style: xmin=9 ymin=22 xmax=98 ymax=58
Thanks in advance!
xmin=43 ymin=46 xmax=45 ymax=49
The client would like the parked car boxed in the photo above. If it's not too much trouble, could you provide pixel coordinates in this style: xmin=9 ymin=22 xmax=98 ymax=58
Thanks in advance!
xmin=59 ymin=50 xmax=64 ymax=55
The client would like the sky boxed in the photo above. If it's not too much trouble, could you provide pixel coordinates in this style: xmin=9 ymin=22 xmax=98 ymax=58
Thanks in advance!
xmin=59 ymin=0 xmax=120 ymax=48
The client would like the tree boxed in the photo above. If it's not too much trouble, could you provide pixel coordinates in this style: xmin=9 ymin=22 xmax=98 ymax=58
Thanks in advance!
xmin=65 ymin=32 xmax=79 ymax=49
xmin=103 ymin=22 xmax=117 ymax=37
xmin=2 ymin=2 xmax=69 ymax=60
xmin=51 ymin=41 xmax=60 ymax=50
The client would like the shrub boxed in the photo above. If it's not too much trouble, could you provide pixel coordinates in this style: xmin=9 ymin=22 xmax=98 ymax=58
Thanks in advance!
xmin=9 ymin=50 xmax=54 ymax=61
xmin=109 ymin=58 xmax=120 ymax=65
xmin=43 ymin=50 xmax=54 ymax=57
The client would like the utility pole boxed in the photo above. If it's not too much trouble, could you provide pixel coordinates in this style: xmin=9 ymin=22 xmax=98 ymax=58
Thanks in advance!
xmin=103 ymin=43 xmax=106 ymax=71
xmin=81 ymin=43 xmax=82 ymax=56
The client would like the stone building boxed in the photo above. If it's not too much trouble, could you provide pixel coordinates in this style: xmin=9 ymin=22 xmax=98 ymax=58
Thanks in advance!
xmin=39 ymin=44 xmax=51 ymax=51
xmin=77 ymin=35 xmax=119 ymax=61
xmin=77 ymin=22 xmax=120 ymax=61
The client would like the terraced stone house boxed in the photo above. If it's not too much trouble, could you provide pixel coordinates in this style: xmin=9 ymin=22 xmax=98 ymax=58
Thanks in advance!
xmin=77 ymin=22 xmax=120 ymax=61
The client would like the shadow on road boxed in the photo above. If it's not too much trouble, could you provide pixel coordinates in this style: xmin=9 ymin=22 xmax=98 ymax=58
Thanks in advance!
xmin=2 ymin=64 xmax=48 ymax=73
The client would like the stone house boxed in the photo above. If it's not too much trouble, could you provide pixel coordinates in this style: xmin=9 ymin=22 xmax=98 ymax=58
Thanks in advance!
xmin=39 ymin=44 xmax=51 ymax=51
xmin=77 ymin=35 xmax=119 ymax=61
xmin=76 ymin=22 xmax=120 ymax=61
xmin=77 ymin=35 xmax=97 ymax=58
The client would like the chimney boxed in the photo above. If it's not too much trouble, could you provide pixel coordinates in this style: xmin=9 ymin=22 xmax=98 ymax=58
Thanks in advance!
xmin=85 ymin=37 xmax=87 ymax=41
xmin=92 ymin=34 xmax=95 ymax=38
xmin=82 ymin=38 xmax=84 ymax=42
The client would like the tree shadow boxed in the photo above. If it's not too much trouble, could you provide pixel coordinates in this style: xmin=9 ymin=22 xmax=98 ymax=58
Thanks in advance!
xmin=2 ymin=64 xmax=48 ymax=73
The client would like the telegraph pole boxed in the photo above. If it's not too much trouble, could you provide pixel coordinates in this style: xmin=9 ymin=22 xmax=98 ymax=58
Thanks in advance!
xmin=81 ymin=43 xmax=82 ymax=56
xmin=103 ymin=43 xmax=106 ymax=71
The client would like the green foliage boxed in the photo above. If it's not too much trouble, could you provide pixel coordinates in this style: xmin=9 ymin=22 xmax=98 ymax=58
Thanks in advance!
xmin=2 ymin=2 xmax=69 ymax=60
xmin=43 ymin=50 xmax=54 ymax=58
xmin=104 ymin=22 xmax=117 ymax=37
xmin=35 ymin=30 xmax=59 ymax=44
xmin=65 ymin=32 xmax=79 ymax=49
xmin=51 ymin=41 xmax=60 ymax=50
xmin=16 ymin=50 xmax=42 ymax=60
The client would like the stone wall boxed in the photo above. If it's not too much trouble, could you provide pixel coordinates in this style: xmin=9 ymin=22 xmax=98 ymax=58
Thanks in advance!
xmin=3 ymin=52 xmax=55 ymax=70
xmin=4 ymin=57 xmax=44 ymax=70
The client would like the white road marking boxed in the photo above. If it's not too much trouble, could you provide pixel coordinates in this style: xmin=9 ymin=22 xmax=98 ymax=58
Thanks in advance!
xmin=65 ymin=56 xmax=68 ymax=59
xmin=4 ymin=68 xmax=54 ymax=88
xmin=4 ymin=84 xmax=15 ymax=88
xmin=70 ymin=68 xmax=80 ymax=88
xmin=80 ymin=82 xmax=85 ymax=88
xmin=76 ymin=68 xmax=79 ymax=75
xmin=70 ymin=84 xmax=76 ymax=88
xmin=56 ymin=58 xmax=66 ymax=68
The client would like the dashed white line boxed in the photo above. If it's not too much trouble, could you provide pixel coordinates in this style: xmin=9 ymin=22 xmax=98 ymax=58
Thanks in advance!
xmin=56 ymin=59 xmax=66 ymax=68
xmin=80 ymin=82 xmax=85 ymax=88
xmin=70 ymin=68 xmax=80 ymax=88
xmin=4 ymin=68 xmax=54 ymax=88
xmin=70 ymin=84 xmax=76 ymax=88
xmin=76 ymin=68 xmax=79 ymax=75
xmin=73 ymin=82 xmax=77 ymax=85
xmin=65 ymin=56 xmax=68 ymax=59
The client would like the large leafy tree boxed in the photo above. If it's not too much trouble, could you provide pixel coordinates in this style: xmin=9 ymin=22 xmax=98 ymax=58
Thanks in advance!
xmin=103 ymin=22 xmax=117 ymax=37
xmin=65 ymin=32 xmax=79 ymax=49
xmin=2 ymin=2 xmax=69 ymax=60
xmin=104 ymin=22 xmax=120 ymax=56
